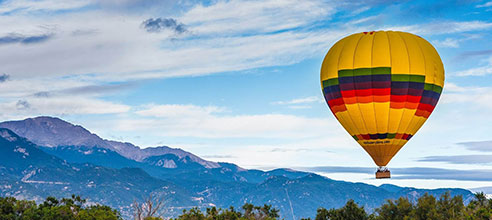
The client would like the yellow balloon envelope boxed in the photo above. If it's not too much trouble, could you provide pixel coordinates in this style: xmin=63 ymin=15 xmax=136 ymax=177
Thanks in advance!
xmin=320 ymin=31 xmax=444 ymax=178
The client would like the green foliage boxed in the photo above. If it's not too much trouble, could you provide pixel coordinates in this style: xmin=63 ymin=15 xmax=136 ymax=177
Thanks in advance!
xmin=174 ymin=203 xmax=279 ymax=220
xmin=374 ymin=197 xmax=413 ymax=220
xmin=436 ymin=192 xmax=464 ymax=220
xmin=315 ymin=200 xmax=369 ymax=220
xmin=0 ymin=195 xmax=121 ymax=220
xmin=413 ymin=193 xmax=439 ymax=220
xmin=144 ymin=217 xmax=164 ymax=220
xmin=373 ymin=192 xmax=488 ymax=220
xmin=464 ymin=192 xmax=491 ymax=220
xmin=1 ymin=191 xmax=491 ymax=220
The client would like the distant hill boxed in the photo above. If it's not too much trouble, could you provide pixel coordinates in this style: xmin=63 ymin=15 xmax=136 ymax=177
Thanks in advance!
xmin=0 ymin=117 xmax=476 ymax=220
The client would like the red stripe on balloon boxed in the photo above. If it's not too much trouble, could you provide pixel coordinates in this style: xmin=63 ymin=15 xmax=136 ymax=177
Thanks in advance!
xmin=328 ymin=97 xmax=345 ymax=106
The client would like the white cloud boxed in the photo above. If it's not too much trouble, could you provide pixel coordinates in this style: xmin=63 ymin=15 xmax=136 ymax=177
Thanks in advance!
xmin=0 ymin=96 xmax=130 ymax=119
xmin=272 ymin=96 xmax=323 ymax=105
xmin=117 ymin=104 xmax=337 ymax=139
xmin=348 ymin=15 xmax=380 ymax=25
xmin=136 ymin=104 xmax=225 ymax=118
xmin=390 ymin=21 xmax=492 ymax=35
xmin=0 ymin=6 xmax=350 ymax=82
xmin=287 ymin=105 xmax=313 ymax=109
xmin=444 ymin=82 xmax=468 ymax=92
xmin=440 ymin=82 xmax=492 ymax=109
xmin=1 ymin=1 xmax=490 ymax=85
xmin=0 ymin=0 xmax=91 ymax=14
xmin=433 ymin=38 xmax=460 ymax=48
xmin=205 ymin=143 xmax=350 ymax=168
xmin=2 ymin=0 xmax=492 ymax=122
xmin=181 ymin=0 xmax=335 ymax=35
xmin=0 ymin=0 xmax=348 ymax=120
xmin=272 ymin=96 xmax=325 ymax=109
xmin=433 ymin=34 xmax=482 ymax=48
xmin=455 ymin=56 xmax=492 ymax=76
xmin=0 ymin=77 xmax=91 ymax=98
xmin=0 ymin=73 xmax=131 ymax=120
xmin=349 ymin=6 xmax=370 ymax=16
xmin=476 ymin=1 xmax=492 ymax=8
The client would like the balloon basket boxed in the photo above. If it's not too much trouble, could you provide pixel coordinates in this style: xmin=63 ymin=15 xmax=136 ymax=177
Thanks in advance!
xmin=375 ymin=168 xmax=391 ymax=179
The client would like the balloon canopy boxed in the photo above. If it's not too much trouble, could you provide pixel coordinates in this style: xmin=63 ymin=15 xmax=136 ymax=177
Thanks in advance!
xmin=320 ymin=31 xmax=444 ymax=175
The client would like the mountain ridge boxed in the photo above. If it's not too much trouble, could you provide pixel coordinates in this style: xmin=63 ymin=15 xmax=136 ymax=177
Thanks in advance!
xmin=0 ymin=117 xmax=479 ymax=220
xmin=0 ymin=116 xmax=220 ymax=168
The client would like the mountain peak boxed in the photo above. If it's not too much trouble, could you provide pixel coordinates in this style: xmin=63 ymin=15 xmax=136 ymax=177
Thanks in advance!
xmin=0 ymin=116 xmax=109 ymax=148
xmin=30 ymin=115 xmax=66 ymax=121
xmin=23 ymin=116 xmax=83 ymax=129
xmin=0 ymin=116 xmax=221 ymax=169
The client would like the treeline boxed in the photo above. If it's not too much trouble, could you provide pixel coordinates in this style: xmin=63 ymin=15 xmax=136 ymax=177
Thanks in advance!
xmin=310 ymin=192 xmax=491 ymax=220
xmin=0 ymin=192 xmax=491 ymax=220
xmin=0 ymin=195 xmax=120 ymax=220
xmin=175 ymin=192 xmax=492 ymax=220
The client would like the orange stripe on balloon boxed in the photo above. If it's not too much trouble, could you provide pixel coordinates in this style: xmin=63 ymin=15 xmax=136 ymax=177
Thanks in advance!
xmin=343 ymin=97 xmax=358 ymax=104
xmin=415 ymin=109 xmax=431 ymax=118
xmin=373 ymin=95 xmax=390 ymax=102
xmin=357 ymin=96 xmax=373 ymax=103
xmin=404 ymin=102 xmax=419 ymax=109
xmin=390 ymin=102 xmax=405 ymax=109
xmin=331 ymin=104 xmax=347 ymax=113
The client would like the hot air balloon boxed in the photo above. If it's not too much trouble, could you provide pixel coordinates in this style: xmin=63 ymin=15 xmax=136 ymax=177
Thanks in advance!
xmin=320 ymin=31 xmax=444 ymax=179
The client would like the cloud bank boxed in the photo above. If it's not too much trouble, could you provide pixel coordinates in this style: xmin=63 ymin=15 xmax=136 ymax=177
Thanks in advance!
xmin=299 ymin=166 xmax=492 ymax=182
xmin=458 ymin=141 xmax=492 ymax=152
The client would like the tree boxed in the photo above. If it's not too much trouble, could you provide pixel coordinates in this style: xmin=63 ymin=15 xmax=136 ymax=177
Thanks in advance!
xmin=0 ymin=195 xmax=121 ymax=220
xmin=436 ymin=192 xmax=464 ymax=219
xmin=216 ymin=206 xmax=243 ymax=219
xmin=177 ymin=207 xmax=206 ymax=220
xmin=375 ymin=197 xmax=413 ymax=220
xmin=315 ymin=200 xmax=369 ymax=220
xmin=412 ymin=193 xmax=439 ymax=220
xmin=133 ymin=193 xmax=166 ymax=220
xmin=78 ymin=205 xmax=122 ymax=220
xmin=465 ymin=192 xmax=491 ymax=220
xmin=315 ymin=207 xmax=331 ymax=220
xmin=0 ymin=197 xmax=39 ymax=220
xmin=175 ymin=203 xmax=280 ymax=220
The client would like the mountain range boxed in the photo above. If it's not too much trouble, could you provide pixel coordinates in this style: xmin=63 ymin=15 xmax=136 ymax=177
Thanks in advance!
xmin=0 ymin=116 xmax=476 ymax=219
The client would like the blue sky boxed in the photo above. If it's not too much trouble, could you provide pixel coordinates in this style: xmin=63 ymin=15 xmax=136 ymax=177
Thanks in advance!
xmin=1 ymin=0 xmax=492 ymax=189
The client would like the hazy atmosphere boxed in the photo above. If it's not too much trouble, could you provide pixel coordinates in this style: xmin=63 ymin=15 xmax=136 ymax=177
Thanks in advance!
xmin=1 ymin=0 xmax=492 ymax=191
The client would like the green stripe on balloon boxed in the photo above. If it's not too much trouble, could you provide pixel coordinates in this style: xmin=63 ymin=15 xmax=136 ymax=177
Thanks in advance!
xmin=338 ymin=67 xmax=391 ymax=77
xmin=323 ymin=78 xmax=339 ymax=87
xmin=424 ymin=83 xmax=443 ymax=93
xmin=391 ymin=74 xmax=425 ymax=83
